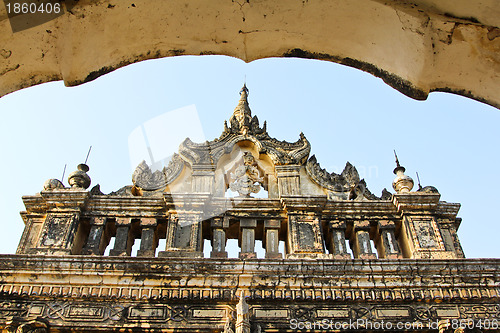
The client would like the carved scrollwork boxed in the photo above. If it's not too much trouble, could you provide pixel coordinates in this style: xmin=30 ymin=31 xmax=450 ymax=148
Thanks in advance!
xmin=132 ymin=161 xmax=166 ymax=191
xmin=132 ymin=154 xmax=184 ymax=191
xmin=306 ymin=155 xmax=354 ymax=193
xmin=306 ymin=155 xmax=391 ymax=201
xmin=179 ymin=138 xmax=212 ymax=165
xmin=164 ymin=153 xmax=184 ymax=184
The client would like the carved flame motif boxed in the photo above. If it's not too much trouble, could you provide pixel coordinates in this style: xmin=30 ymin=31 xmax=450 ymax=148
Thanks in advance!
xmin=132 ymin=154 xmax=184 ymax=191
xmin=229 ymin=152 xmax=264 ymax=197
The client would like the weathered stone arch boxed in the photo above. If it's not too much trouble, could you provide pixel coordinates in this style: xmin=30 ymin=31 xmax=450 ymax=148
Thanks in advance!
xmin=1 ymin=0 xmax=499 ymax=108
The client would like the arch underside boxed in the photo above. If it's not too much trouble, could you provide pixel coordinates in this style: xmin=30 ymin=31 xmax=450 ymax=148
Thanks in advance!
xmin=1 ymin=0 xmax=499 ymax=108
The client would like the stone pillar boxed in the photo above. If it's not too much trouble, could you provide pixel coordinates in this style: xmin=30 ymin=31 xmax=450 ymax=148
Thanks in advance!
xmin=377 ymin=220 xmax=402 ymax=259
xmin=328 ymin=220 xmax=351 ymax=259
xmin=264 ymin=219 xmax=282 ymax=259
xmin=275 ymin=165 xmax=300 ymax=196
xmin=159 ymin=213 xmax=203 ymax=258
xmin=109 ymin=218 xmax=133 ymax=256
xmin=137 ymin=218 xmax=157 ymax=257
xmin=282 ymin=196 xmax=328 ymax=259
xmin=25 ymin=190 xmax=89 ymax=255
xmin=351 ymin=220 xmax=376 ymax=259
xmin=210 ymin=217 xmax=228 ymax=258
xmin=286 ymin=214 xmax=328 ymax=259
xmin=239 ymin=219 xmax=257 ymax=259
xmin=393 ymin=193 xmax=460 ymax=259
xmin=82 ymin=216 xmax=106 ymax=255
xmin=160 ymin=193 xmax=208 ymax=258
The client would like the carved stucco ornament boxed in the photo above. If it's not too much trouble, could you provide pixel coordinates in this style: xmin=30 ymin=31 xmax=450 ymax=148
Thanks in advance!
xmin=132 ymin=153 xmax=184 ymax=191
xmin=235 ymin=295 xmax=251 ymax=333
xmin=229 ymin=152 xmax=264 ymax=197
xmin=306 ymin=155 xmax=390 ymax=200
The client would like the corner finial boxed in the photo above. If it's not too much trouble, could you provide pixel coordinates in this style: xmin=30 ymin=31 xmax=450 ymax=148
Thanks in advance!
xmin=393 ymin=150 xmax=406 ymax=174
xmin=391 ymin=151 xmax=413 ymax=193
xmin=394 ymin=150 xmax=400 ymax=168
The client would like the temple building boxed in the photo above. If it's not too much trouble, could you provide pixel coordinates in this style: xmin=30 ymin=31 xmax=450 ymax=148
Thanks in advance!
xmin=0 ymin=87 xmax=498 ymax=332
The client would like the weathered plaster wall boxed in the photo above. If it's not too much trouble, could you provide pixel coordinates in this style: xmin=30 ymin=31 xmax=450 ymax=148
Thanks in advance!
xmin=0 ymin=0 xmax=499 ymax=108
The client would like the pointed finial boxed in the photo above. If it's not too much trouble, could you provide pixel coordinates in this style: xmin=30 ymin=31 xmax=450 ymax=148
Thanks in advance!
xmin=394 ymin=150 xmax=400 ymax=167
xmin=229 ymin=84 xmax=252 ymax=135
xmin=84 ymin=145 xmax=92 ymax=164
xmin=391 ymin=151 xmax=413 ymax=193
xmin=240 ymin=83 xmax=248 ymax=96
xmin=393 ymin=150 xmax=405 ymax=174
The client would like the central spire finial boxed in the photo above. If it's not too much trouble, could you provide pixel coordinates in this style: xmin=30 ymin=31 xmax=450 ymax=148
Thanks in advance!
xmin=240 ymin=83 xmax=249 ymax=96
xmin=229 ymin=84 xmax=253 ymax=135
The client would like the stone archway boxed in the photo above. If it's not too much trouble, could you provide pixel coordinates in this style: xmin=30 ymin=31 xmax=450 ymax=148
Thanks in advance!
xmin=1 ymin=0 xmax=499 ymax=108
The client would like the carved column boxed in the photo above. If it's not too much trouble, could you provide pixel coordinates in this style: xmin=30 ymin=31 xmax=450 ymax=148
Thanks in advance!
xmin=82 ymin=216 xmax=106 ymax=255
xmin=327 ymin=220 xmax=351 ymax=259
xmin=377 ymin=220 xmax=402 ymax=259
xmin=109 ymin=217 xmax=133 ymax=256
xmin=137 ymin=218 xmax=158 ymax=257
xmin=264 ymin=219 xmax=282 ymax=259
xmin=24 ymin=190 xmax=89 ymax=255
xmin=210 ymin=217 xmax=228 ymax=258
xmin=239 ymin=219 xmax=257 ymax=259
xmin=275 ymin=165 xmax=300 ymax=196
xmin=350 ymin=220 xmax=376 ymax=259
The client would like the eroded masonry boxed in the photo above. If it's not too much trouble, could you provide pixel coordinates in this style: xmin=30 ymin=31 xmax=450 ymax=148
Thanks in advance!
xmin=1 ymin=87 xmax=499 ymax=332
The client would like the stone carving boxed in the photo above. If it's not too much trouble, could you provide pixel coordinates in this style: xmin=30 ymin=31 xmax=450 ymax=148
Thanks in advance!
xmin=43 ymin=179 xmax=64 ymax=191
xmin=132 ymin=161 xmax=166 ymax=191
xmin=306 ymin=155 xmax=356 ymax=193
xmin=224 ymin=316 xmax=235 ymax=333
xmin=417 ymin=185 xmax=439 ymax=193
xmin=179 ymin=86 xmax=311 ymax=167
xmin=89 ymin=184 xmax=105 ymax=196
xmin=230 ymin=85 xmax=253 ymax=136
xmin=132 ymin=154 xmax=184 ymax=191
xmin=108 ymin=185 xmax=134 ymax=196
xmin=236 ymin=296 xmax=250 ymax=333
xmin=11 ymin=319 xmax=48 ymax=333
xmin=68 ymin=164 xmax=91 ymax=189
xmin=164 ymin=153 xmax=184 ymax=184
xmin=392 ymin=154 xmax=414 ymax=193
xmin=229 ymin=153 xmax=264 ymax=197
xmin=306 ymin=155 xmax=389 ymax=200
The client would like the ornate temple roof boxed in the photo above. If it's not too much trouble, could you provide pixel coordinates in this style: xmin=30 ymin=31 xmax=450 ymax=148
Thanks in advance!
xmin=125 ymin=86 xmax=392 ymax=201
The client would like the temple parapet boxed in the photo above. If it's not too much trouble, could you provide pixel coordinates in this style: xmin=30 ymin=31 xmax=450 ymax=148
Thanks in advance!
xmin=17 ymin=87 xmax=464 ymax=261
xmin=5 ymin=87 xmax=499 ymax=333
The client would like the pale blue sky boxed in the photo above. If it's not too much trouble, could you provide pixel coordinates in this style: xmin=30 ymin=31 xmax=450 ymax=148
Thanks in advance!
xmin=0 ymin=55 xmax=498 ymax=258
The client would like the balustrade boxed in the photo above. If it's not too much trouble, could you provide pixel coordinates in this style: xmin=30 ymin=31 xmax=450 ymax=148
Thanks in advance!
xmin=32 ymin=210 xmax=408 ymax=260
